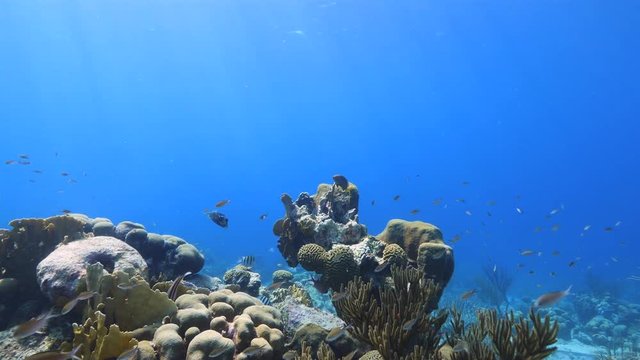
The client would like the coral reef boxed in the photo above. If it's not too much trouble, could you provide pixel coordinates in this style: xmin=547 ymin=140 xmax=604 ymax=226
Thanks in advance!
xmin=223 ymin=265 xmax=262 ymax=296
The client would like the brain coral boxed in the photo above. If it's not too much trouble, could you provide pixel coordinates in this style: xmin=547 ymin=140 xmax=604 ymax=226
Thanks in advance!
xmin=297 ymin=244 xmax=328 ymax=273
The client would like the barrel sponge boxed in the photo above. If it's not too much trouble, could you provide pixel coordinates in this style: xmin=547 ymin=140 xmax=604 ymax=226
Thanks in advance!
xmin=272 ymin=269 xmax=294 ymax=284
xmin=382 ymin=243 xmax=408 ymax=266
xmin=376 ymin=219 xmax=444 ymax=260
xmin=186 ymin=330 xmax=235 ymax=360
xmin=297 ymin=244 xmax=328 ymax=272
xmin=325 ymin=246 xmax=358 ymax=290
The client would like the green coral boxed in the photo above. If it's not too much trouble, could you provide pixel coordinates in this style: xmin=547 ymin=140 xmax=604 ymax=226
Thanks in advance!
xmin=297 ymin=244 xmax=328 ymax=272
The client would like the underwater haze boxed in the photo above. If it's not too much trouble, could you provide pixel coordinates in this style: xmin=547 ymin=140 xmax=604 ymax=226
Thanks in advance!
xmin=1 ymin=0 xmax=639 ymax=358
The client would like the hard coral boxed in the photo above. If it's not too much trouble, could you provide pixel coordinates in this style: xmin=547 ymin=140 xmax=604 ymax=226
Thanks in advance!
xmin=297 ymin=244 xmax=328 ymax=273
xmin=324 ymin=246 xmax=358 ymax=291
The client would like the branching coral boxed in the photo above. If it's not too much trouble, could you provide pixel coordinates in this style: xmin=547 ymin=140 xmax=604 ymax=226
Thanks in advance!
xmin=333 ymin=266 xmax=446 ymax=360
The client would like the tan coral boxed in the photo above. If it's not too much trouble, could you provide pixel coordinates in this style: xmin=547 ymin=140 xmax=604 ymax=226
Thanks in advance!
xmin=376 ymin=219 xmax=443 ymax=260
xmin=324 ymin=245 xmax=358 ymax=291
xmin=297 ymin=244 xmax=328 ymax=272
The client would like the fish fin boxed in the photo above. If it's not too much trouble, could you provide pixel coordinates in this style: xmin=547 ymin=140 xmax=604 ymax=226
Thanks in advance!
xmin=565 ymin=285 xmax=573 ymax=295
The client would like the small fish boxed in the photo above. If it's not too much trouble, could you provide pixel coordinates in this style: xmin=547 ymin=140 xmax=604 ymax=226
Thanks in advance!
xmin=19 ymin=154 xmax=29 ymax=159
xmin=25 ymin=344 xmax=82 ymax=360
xmin=12 ymin=309 xmax=58 ymax=339
xmin=450 ymin=234 xmax=461 ymax=244
xmin=516 ymin=207 xmax=523 ymax=214
xmin=534 ymin=226 xmax=543 ymax=233
xmin=332 ymin=174 xmax=349 ymax=189
xmin=258 ymin=295 xmax=272 ymax=306
xmin=462 ymin=181 xmax=470 ymax=185
xmin=33 ymin=170 xmax=43 ymax=174
xmin=259 ymin=213 xmax=268 ymax=220
xmin=568 ymin=260 xmax=577 ymax=267
xmin=117 ymin=283 xmax=142 ymax=291
xmin=493 ymin=265 xmax=497 ymax=272
xmin=453 ymin=340 xmax=470 ymax=354
xmin=517 ymin=263 xmax=525 ymax=269
xmin=206 ymin=211 xmax=229 ymax=228
xmin=549 ymin=272 xmax=556 ymax=277
xmin=487 ymin=211 xmax=492 ymax=217
xmin=604 ymin=227 xmax=614 ymax=232
xmin=486 ymin=200 xmax=496 ymax=206
xmin=551 ymin=251 xmax=560 ymax=256
xmin=583 ymin=225 xmax=591 ymax=231
xmin=615 ymin=221 xmax=622 ymax=227
xmin=266 ymin=282 xmax=284 ymax=291
xmin=374 ymin=261 xmax=390 ymax=273
xmin=455 ymin=198 xmax=466 ymax=203
xmin=60 ymin=172 xmax=69 ymax=176
xmin=393 ymin=195 xmax=400 ymax=201
xmin=520 ymin=250 xmax=536 ymax=256
xmin=116 ymin=346 xmax=139 ymax=360
xmin=551 ymin=224 xmax=560 ymax=232
xmin=627 ymin=275 xmax=640 ymax=281
xmin=325 ymin=327 xmax=348 ymax=342
xmin=371 ymin=200 xmax=375 ymax=206
xmin=4 ymin=160 xmax=15 ymax=165
xmin=167 ymin=272 xmax=192 ymax=301
xmin=464 ymin=210 xmax=472 ymax=216
xmin=331 ymin=291 xmax=349 ymax=302
xmin=18 ymin=161 xmax=31 ymax=165
xmin=61 ymin=209 xmax=71 ymax=214
xmin=533 ymin=285 xmax=572 ymax=308
xmin=410 ymin=209 xmax=420 ymax=215
xmin=529 ymin=270 xmax=535 ymax=275
xmin=402 ymin=318 xmax=418 ymax=331
xmin=240 ymin=255 xmax=255 ymax=267
xmin=432 ymin=198 xmax=443 ymax=206
xmin=611 ymin=257 xmax=618 ymax=263
xmin=215 ymin=199 xmax=231 ymax=208
xmin=60 ymin=291 xmax=97 ymax=315
xmin=460 ymin=289 xmax=477 ymax=300
xmin=549 ymin=209 xmax=560 ymax=216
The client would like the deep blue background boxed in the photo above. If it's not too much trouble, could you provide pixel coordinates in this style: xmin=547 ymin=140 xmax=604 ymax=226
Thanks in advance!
xmin=1 ymin=0 xmax=638 ymax=300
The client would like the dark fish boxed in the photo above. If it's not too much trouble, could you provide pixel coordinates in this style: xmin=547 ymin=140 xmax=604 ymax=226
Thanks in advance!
xmin=517 ymin=263 xmax=525 ymax=269
xmin=410 ymin=209 xmax=420 ymax=215
xmin=60 ymin=291 xmax=97 ymax=315
xmin=259 ymin=213 xmax=268 ymax=220
xmin=33 ymin=170 xmax=43 ymax=174
xmin=116 ymin=346 xmax=140 ymax=360
xmin=462 ymin=181 xmax=470 ymax=185
xmin=25 ymin=344 xmax=82 ymax=360
xmin=529 ymin=270 xmax=535 ymax=275
xmin=460 ymin=289 xmax=477 ymax=300
xmin=18 ymin=161 xmax=31 ymax=165
xmin=549 ymin=272 xmax=556 ymax=277
xmin=215 ymin=199 xmax=230 ymax=208
xmin=487 ymin=211 xmax=492 ymax=217
xmin=533 ymin=286 xmax=571 ymax=308
xmin=240 ymin=255 xmax=255 ymax=268
xmin=342 ymin=350 xmax=358 ymax=360
xmin=402 ymin=318 xmax=418 ymax=331
xmin=332 ymin=174 xmax=349 ymax=189
xmin=207 ymin=211 xmax=228 ymax=228
xmin=311 ymin=277 xmax=329 ymax=293
xmin=393 ymin=195 xmax=400 ymax=201
xmin=331 ymin=291 xmax=348 ymax=302
xmin=551 ymin=251 xmax=560 ymax=256
xmin=568 ymin=261 xmax=577 ymax=267
xmin=432 ymin=198 xmax=443 ymax=206
xmin=19 ymin=154 xmax=29 ymax=159
xmin=374 ymin=261 xmax=389 ymax=273
xmin=4 ymin=160 xmax=15 ymax=165
xmin=604 ymin=227 xmax=614 ymax=232
xmin=13 ymin=309 xmax=58 ymax=339
xmin=450 ymin=234 xmax=461 ymax=243
xmin=60 ymin=172 xmax=69 ymax=176
xmin=371 ymin=200 xmax=375 ymax=206
xmin=167 ymin=272 xmax=192 ymax=301
xmin=486 ymin=200 xmax=496 ymax=206
xmin=61 ymin=209 xmax=72 ymax=214
xmin=551 ymin=224 xmax=560 ymax=232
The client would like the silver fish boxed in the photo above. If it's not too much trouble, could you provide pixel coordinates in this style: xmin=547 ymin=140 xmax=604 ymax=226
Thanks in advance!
xmin=25 ymin=344 xmax=82 ymax=360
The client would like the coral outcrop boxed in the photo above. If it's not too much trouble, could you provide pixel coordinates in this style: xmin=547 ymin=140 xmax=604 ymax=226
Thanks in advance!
xmin=223 ymin=265 xmax=262 ymax=296
xmin=36 ymin=236 xmax=148 ymax=304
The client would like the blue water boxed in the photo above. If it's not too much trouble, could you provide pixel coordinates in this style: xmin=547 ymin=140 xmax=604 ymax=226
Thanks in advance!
xmin=1 ymin=0 xmax=639 ymax=330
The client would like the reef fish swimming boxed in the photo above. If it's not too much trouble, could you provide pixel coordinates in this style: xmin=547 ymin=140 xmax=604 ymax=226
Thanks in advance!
xmin=206 ymin=211 xmax=228 ymax=228
xmin=13 ymin=309 xmax=59 ymax=339
xmin=533 ymin=285 xmax=572 ymax=308
xmin=60 ymin=291 xmax=97 ymax=315
xmin=168 ymin=272 xmax=192 ymax=301
xmin=25 ymin=344 xmax=82 ymax=360
xmin=215 ymin=199 xmax=230 ymax=208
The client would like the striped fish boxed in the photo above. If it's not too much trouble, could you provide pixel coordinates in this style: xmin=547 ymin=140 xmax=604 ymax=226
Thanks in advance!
xmin=258 ymin=295 xmax=271 ymax=306
xmin=240 ymin=256 xmax=255 ymax=268
xmin=168 ymin=272 xmax=192 ymax=301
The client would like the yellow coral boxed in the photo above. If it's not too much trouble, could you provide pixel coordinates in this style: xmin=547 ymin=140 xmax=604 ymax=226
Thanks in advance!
xmin=325 ymin=246 xmax=358 ymax=291
xmin=297 ymin=244 xmax=328 ymax=272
